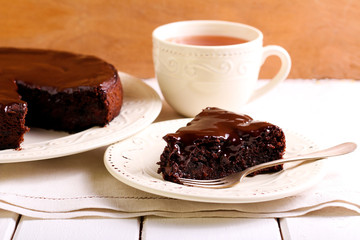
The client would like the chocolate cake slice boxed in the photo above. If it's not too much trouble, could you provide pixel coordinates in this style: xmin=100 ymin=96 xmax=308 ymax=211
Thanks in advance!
xmin=158 ymin=107 xmax=286 ymax=184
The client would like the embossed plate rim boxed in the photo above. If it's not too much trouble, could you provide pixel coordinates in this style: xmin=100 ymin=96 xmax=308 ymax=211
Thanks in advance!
xmin=104 ymin=119 xmax=326 ymax=203
xmin=0 ymin=72 xmax=162 ymax=163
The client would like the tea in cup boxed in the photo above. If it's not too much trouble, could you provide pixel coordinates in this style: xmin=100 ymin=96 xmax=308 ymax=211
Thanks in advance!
xmin=152 ymin=20 xmax=291 ymax=117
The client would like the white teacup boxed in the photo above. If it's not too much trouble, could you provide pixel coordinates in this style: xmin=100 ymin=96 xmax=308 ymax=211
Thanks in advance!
xmin=152 ymin=20 xmax=291 ymax=117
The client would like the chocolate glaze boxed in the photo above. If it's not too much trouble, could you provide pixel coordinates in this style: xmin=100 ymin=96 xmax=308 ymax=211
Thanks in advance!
xmin=166 ymin=107 xmax=273 ymax=147
xmin=0 ymin=48 xmax=118 ymax=108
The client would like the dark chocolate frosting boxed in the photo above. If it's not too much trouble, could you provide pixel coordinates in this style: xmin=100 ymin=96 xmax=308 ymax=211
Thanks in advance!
xmin=0 ymin=48 xmax=118 ymax=107
xmin=166 ymin=107 xmax=274 ymax=145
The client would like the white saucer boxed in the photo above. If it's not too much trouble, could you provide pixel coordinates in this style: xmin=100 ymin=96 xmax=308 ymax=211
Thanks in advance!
xmin=0 ymin=72 xmax=162 ymax=163
xmin=104 ymin=119 xmax=326 ymax=203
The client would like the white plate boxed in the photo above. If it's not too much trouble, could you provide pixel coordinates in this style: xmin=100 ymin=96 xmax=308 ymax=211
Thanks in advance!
xmin=0 ymin=72 xmax=162 ymax=163
xmin=104 ymin=119 xmax=326 ymax=203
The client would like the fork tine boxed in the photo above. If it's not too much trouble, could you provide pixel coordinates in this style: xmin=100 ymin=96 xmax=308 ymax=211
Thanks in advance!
xmin=178 ymin=172 xmax=242 ymax=188
xmin=183 ymin=181 xmax=235 ymax=188
xmin=180 ymin=178 xmax=224 ymax=184
xmin=182 ymin=182 xmax=223 ymax=186
xmin=182 ymin=181 xmax=228 ymax=188
xmin=179 ymin=177 xmax=236 ymax=188
xmin=180 ymin=180 xmax=224 ymax=186
xmin=183 ymin=184 xmax=225 ymax=189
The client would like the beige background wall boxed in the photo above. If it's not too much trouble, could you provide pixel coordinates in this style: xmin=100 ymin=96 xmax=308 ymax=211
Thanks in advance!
xmin=0 ymin=0 xmax=359 ymax=79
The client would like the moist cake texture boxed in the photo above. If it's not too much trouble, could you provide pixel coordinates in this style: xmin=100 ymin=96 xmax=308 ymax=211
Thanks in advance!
xmin=0 ymin=48 xmax=123 ymax=150
xmin=158 ymin=107 xmax=286 ymax=183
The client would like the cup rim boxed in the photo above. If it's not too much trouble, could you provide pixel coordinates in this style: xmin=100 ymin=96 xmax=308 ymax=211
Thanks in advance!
xmin=152 ymin=20 xmax=263 ymax=49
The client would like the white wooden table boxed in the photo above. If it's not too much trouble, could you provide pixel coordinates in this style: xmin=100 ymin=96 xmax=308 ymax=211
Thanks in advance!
xmin=1 ymin=209 xmax=360 ymax=239
xmin=1 ymin=79 xmax=359 ymax=239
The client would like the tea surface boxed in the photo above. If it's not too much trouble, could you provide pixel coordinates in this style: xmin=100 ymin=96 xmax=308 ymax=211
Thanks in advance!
xmin=168 ymin=35 xmax=247 ymax=46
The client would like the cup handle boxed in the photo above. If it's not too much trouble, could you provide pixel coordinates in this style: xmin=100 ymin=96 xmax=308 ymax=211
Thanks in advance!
xmin=248 ymin=45 xmax=291 ymax=102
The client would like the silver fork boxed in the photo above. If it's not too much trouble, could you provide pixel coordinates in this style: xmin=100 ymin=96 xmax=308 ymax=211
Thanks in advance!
xmin=179 ymin=142 xmax=357 ymax=189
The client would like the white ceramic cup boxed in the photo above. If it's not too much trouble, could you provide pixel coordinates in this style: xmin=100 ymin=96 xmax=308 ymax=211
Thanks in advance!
xmin=152 ymin=20 xmax=291 ymax=117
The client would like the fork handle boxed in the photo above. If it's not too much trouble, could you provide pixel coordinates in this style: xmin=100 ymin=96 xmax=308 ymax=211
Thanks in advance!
xmin=239 ymin=142 xmax=357 ymax=181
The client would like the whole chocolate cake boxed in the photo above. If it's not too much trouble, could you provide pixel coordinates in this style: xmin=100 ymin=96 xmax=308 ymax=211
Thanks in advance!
xmin=158 ymin=107 xmax=286 ymax=183
xmin=0 ymin=48 xmax=123 ymax=150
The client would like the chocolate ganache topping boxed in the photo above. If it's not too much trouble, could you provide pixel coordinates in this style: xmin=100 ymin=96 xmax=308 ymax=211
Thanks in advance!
xmin=167 ymin=107 xmax=273 ymax=144
xmin=165 ymin=107 xmax=277 ymax=158
xmin=0 ymin=48 xmax=118 ymax=108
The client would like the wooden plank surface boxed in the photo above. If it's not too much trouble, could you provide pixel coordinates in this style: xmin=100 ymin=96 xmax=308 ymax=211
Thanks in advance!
xmin=280 ymin=209 xmax=360 ymax=240
xmin=142 ymin=217 xmax=282 ymax=240
xmin=12 ymin=216 xmax=141 ymax=240
xmin=0 ymin=0 xmax=359 ymax=79
xmin=2 ymin=214 xmax=360 ymax=239
xmin=0 ymin=210 xmax=19 ymax=240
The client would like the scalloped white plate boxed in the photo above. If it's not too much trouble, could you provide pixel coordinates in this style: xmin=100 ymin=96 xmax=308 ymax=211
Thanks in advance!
xmin=0 ymin=72 xmax=162 ymax=163
xmin=104 ymin=119 xmax=326 ymax=203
